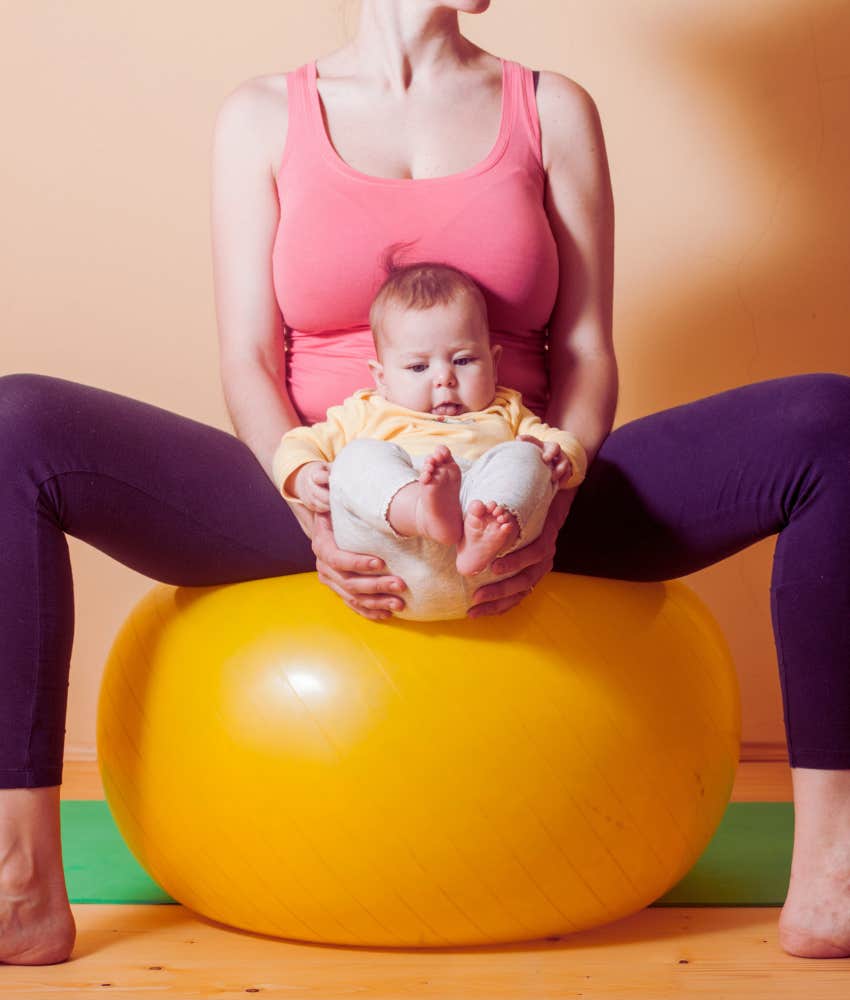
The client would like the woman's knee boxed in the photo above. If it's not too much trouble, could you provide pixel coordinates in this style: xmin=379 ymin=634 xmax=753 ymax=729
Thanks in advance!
xmin=780 ymin=372 xmax=850 ymax=451
xmin=0 ymin=372 xmax=57 ymax=416
xmin=0 ymin=373 xmax=67 ymax=462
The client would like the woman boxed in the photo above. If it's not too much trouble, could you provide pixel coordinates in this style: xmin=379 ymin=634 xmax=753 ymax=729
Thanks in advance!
xmin=1 ymin=0 xmax=848 ymax=966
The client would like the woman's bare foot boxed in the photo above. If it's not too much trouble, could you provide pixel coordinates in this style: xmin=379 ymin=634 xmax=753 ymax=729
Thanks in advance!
xmin=388 ymin=445 xmax=463 ymax=545
xmin=779 ymin=867 xmax=850 ymax=958
xmin=456 ymin=499 xmax=519 ymax=576
xmin=0 ymin=873 xmax=76 ymax=966
xmin=777 ymin=767 xmax=850 ymax=958
xmin=0 ymin=787 xmax=76 ymax=965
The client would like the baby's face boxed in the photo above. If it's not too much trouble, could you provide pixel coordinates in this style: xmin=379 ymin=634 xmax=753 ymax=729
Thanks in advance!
xmin=369 ymin=296 xmax=501 ymax=417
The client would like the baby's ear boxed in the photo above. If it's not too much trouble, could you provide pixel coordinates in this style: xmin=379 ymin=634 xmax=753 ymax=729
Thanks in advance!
xmin=367 ymin=358 xmax=385 ymax=391
xmin=490 ymin=343 xmax=503 ymax=372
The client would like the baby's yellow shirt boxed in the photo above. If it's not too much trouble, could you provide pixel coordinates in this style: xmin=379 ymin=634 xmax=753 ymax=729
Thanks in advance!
xmin=273 ymin=386 xmax=588 ymax=503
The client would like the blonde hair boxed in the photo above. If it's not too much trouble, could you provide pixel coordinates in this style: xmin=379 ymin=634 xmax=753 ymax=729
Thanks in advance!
xmin=369 ymin=243 xmax=489 ymax=352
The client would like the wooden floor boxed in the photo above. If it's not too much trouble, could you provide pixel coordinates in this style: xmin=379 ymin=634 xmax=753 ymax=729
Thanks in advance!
xmin=6 ymin=761 xmax=850 ymax=998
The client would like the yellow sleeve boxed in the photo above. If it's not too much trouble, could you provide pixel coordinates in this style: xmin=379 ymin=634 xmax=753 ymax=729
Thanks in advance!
xmin=512 ymin=398 xmax=588 ymax=490
xmin=271 ymin=394 xmax=368 ymax=503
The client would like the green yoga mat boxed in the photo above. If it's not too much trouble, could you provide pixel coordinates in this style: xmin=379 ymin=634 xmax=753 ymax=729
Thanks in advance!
xmin=61 ymin=800 xmax=792 ymax=907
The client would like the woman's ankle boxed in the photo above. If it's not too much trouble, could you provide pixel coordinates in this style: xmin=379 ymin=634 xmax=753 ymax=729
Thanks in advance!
xmin=790 ymin=767 xmax=850 ymax=824
xmin=0 ymin=786 xmax=63 ymax=884
xmin=788 ymin=767 xmax=850 ymax=874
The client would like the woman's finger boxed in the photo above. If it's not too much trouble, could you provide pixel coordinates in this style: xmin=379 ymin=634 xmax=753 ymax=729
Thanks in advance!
xmin=353 ymin=593 xmax=405 ymax=612
xmin=490 ymin=533 xmax=550 ymax=577
xmin=469 ymin=568 xmax=535 ymax=608
xmin=331 ymin=569 xmax=405 ymax=599
xmin=316 ymin=562 xmax=396 ymax=618
xmin=468 ymin=555 xmax=554 ymax=616
xmin=317 ymin=563 xmax=405 ymax=606
xmin=312 ymin=530 xmax=385 ymax=575
xmin=316 ymin=558 xmax=403 ymax=596
xmin=310 ymin=511 xmax=407 ymax=606
xmin=468 ymin=589 xmax=532 ymax=618
xmin=316 ymin=571 xmax=392 ymax=621
xmin=315 ymin=560 xmax=406 ymax=612
xmin=471 ymin=550 xmax=553 ymax=606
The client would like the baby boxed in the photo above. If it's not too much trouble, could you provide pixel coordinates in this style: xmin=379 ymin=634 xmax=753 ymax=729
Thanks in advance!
xmin=272 ymin=260 xmax=587 ymax=620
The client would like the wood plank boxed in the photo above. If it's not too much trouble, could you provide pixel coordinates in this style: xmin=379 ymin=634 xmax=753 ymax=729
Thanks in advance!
xmin=7 ymin=905 xmax=845 ymax=998
xmin=731 ymin=760 xmax=792 ymax=801
xmin=61 ymin=760 xmax=104 ymax=799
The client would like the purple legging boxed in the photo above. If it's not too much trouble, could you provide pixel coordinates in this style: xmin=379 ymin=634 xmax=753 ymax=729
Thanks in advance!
xmin=1 ymin=371 xmax=849 ymax=787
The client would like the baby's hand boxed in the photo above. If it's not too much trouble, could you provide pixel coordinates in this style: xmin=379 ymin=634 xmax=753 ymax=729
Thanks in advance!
xmin=293 ymin=461 xmax=331 ymax=512
xmin=518 ymin=435 xmax=573 ymax=488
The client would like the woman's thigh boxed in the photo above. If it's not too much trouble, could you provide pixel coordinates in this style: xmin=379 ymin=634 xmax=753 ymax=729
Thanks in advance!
xmin=554 ymin=372 xmax=850 ymax=581
xmin=0 ymin=373 xmax=315 ymax=585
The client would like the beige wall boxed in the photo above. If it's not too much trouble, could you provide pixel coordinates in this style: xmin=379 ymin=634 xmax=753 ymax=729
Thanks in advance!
xmin=2 ymin=1 xmax=848 ymax=759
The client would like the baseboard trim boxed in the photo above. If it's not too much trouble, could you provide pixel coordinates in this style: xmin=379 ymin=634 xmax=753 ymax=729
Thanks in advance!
xmin=739 ymin=742 xmax=789 ymax=763
xmin=66 ymin=742 xmax=791 ymax=764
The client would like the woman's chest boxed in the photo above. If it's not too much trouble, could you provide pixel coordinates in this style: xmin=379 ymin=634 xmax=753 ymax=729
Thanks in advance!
xmin=274 ymin=168 xmax=558 ymax=334
xmin=311 ymin=81 xmax=502 ymax=182
xmin=264 ymin=56 xmax=514 ymax=183
xmin=269 ymin=58 xmax=559 ymax=335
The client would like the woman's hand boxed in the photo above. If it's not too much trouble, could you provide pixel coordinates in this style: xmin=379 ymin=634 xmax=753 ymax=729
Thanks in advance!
xmin=467 ymin=487 xmax=578 ymax=618
xmin=310 ymin=512 xmax=407 ymax=621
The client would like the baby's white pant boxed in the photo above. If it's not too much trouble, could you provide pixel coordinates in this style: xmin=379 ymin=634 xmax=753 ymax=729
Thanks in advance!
xmin=329 ymin=439 xmax=558 ymax=621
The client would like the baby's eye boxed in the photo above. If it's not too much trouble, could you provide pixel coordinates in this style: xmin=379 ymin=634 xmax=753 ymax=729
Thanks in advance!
xmin=454 ymin=356 xmax=476 ymax=366
xmin=407 ymin=363 xmax=428 ymax=373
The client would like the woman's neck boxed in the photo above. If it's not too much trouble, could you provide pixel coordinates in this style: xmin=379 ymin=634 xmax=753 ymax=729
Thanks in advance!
xmin=346 ymin=0 xmax=481 ymax=97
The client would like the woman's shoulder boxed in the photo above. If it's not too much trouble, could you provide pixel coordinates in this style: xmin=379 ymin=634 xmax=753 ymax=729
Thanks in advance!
xmin=533 ymin=69 xmax=603 ymax=174
xmin=214 ymin=71 xmax=296 ymax=179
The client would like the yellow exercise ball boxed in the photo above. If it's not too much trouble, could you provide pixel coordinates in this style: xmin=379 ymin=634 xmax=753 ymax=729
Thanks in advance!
xmin=97 ymin=571 xmax=740 ymax=948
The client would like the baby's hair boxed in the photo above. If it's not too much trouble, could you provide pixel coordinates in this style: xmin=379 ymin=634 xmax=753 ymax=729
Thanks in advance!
xmin=369 ymin=242 xmax=489 ymax=351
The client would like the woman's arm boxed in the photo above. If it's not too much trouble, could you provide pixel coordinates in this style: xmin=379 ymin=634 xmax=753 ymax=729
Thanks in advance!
xmin=211 ymin=79 xmax=303 ymax=480
xmin=543 ymin=69 xmax=617 ymax=468
xmin=220 ymin=360 xmax=300 ymax=484
xmin=210 ymin=80 xmax=406 ymax=619
xmin=469 ymin=71 xmax=617 ymax=617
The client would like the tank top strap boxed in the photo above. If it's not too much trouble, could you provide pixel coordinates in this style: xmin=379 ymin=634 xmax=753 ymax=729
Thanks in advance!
xmin=509 ymin=60 xmax=545 ymax=173
xmin=276 ymin=62 xmax=317 ymax=178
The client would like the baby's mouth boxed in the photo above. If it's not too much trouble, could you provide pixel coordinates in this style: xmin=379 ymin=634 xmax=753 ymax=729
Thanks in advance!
xmin=431 ymin=402 xmax=465 ymax=416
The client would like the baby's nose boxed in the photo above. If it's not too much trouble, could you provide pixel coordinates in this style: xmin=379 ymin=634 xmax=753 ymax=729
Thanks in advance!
xmin=434 ymin=365 xmax=457 ymax=386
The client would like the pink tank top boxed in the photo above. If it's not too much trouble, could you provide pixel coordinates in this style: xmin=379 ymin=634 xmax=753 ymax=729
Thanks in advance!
xmin=272 ymin=58 xmax=558 ymax=425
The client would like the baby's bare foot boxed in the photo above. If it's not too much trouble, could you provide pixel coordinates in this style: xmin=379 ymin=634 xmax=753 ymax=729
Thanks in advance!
xmin=456 ymin=499 xmax=519 ymax=576
xmin=415 ymin=445 xmax=463 ymax=545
